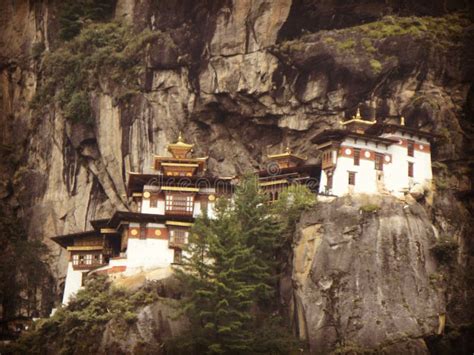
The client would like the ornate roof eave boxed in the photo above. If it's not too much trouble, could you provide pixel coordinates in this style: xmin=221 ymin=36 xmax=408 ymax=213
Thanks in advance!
xmin=267 ymin=146 xmax=307 ymax=161
xmin=153 ymin=155 xmax=209 ymax=162
xmin=340 ymin=118 xmax=376 ymax=126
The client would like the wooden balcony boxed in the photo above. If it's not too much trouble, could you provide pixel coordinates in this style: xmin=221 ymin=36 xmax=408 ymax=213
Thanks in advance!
xmin=165 ymin=208 xmax=193 ymax=217
xmin=72 ymin=261 xmax=107 ymax=271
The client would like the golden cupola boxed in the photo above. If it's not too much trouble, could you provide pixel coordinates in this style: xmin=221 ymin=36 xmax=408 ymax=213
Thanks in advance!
xmin=267 ymin=146 xmax=306 ymax=169
xmin=341 ymin=107 xmax=376 ymax=134
xmin=153 ymin=132 xmax=207 ymax=177
xmin=167 ymin=132 xmax=194 ymax=159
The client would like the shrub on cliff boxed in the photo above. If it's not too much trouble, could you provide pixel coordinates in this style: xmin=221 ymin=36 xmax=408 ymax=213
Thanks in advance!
xmin=4 ymin=275 xmax=161 ymax=354
xmin=31 ymin=22 xmax=173 ymax=125
xmin=430 ymin=235 xmax=459 ymax=265
xmin=58 ymin=0 xmax=116 ymax=41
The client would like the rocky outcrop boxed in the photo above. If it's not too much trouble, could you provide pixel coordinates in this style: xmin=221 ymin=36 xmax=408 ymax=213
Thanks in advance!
xmin=288 ymin=195 xmax=444 ymax=353
xmin=100 ymin=299 xmax=188 ymax=354
xmin=0 ymin=0 xmax=473 ymax=352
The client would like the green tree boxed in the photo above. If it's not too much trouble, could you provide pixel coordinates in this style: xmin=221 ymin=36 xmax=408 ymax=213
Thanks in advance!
xmin=173 ymin=176 xmax=310 ymax=353
xmin=174 ymin=198 xmax=258 ymax=353
xmin=233 ymin=175 xmax=281 ymax=307
xmin=0 ymin=205 xmax=52 ymax=322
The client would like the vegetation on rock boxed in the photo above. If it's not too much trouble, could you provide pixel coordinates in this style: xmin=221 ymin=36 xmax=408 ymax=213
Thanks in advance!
xmin=430 ymin=235 xmax=459 ymax=265
xmin=31 ymin=22 xmax=175 ymax=125
xmin=58 ymin=0 xmax=116 ymax=41
xmin=3 ymin=275 xmax=162 ymax=354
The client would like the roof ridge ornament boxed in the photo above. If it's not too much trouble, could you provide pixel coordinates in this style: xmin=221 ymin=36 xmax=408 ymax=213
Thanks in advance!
xmin=354 ymin=107 xmax=362 ymax=120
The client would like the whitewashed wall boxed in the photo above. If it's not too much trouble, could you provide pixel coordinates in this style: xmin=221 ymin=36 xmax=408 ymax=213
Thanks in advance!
xmin=62 ymin=262 xmax=83 ymax=305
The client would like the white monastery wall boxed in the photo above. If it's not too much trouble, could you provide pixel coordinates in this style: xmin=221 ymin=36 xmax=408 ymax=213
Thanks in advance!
xmin=62 ymin=262 xmax=83 ymax=305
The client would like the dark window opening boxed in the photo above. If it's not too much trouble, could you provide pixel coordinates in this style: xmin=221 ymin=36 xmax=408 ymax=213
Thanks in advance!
xmin=150 ymin=193 xmax=159 ymax=208
xmin=408 ymin=162 xmax=414 ymax=177
xmin=173 ymin=249 xmax=182 ymax=264
xmin=375 ymin=154 xmax=384 ymax=171
xmin=354 ymin=149 xmax=360 ymax=166
xmin=327 ymin=173 xmax=333 ymax=189
xmin=407 ymin=140 xmax=414 ymax=157
xmin=348 ymin=172 xmax=356 ymax=186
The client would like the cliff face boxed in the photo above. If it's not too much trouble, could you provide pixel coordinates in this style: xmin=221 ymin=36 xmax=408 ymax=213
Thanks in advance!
xmin=287 ymin=195 xmax=444 ymax=353
xmin=0 ymin=0 xmax=473 ymax=352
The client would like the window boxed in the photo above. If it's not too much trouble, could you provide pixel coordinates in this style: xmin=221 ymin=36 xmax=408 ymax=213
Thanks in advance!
xmin=407 ymin=140 xmax=414 ymax=157
xmin=375 ymin=153 xmax=383 ymax=171
xmin=354 ymin=149 xmax=360 ymax=166
xmin=150 ymin=193 xmax=158 ymax=208
xmin=348 ymin=172 xmax=356 ymax=186
xmin=326 ymin=172 xmax=333 ymax=189
xmin=170 ymin=228 xmax=188 ymax=246
xmin=201 ymin=197 xmax=208 ymax=213
xmin=173 ymin=249 xmax=182 ymax=264
xmin=72 ymin=254 xmax=79 ymax=264
xmin=408 ymin=162 xmax=414 ymax=177
xmin=165 ymin=194 xmax=194 ymax=215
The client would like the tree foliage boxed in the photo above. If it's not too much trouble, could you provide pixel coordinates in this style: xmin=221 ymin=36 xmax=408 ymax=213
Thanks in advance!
xmin=172 ymin=176 xmax=314 ymax=353
xmin=4 ymin=275 xmax=161 ymax=354
xmin=0 ymin=205 xmax=52 ymax=323
xmin=58 ymin=0 xmax=117 ymax=41
xmin=31 ymin=21 xmax=173 ymax=125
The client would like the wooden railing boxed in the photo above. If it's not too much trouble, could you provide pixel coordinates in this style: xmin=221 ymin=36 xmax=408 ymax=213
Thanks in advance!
xmin=165 ymin=208 xmax=193 ymax=216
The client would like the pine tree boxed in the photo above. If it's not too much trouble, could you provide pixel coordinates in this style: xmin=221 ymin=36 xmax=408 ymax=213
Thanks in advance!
xmin=175 ymin=198 xmax=259 ymax=353
xmin=172 ymin=176 xmax=311 ymax=354
xmin=233 ymin=174 xmax=282 ymax=307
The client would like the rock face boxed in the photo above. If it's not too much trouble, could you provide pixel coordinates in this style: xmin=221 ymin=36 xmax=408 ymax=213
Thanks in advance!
xmin=0 ymin=0 xmax=473 ymax=352
xmin=288 ymin=195 xmax=443 ymax=353
xmin=100 ymin=299 xmax=188 ymax=354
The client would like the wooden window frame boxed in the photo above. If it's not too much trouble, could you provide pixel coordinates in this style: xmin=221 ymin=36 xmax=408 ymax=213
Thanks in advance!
xmin=354 ymin=148 xmax=360 ymax=166
xmin=408 ymin=162 xmax=414 ymax=177
xmin=348 ymin=171 xmax=356 ymax=186
xmin=375 ymin=153 xmax=384 ymax=171
xmin=407 ymin=140 xmax=415 ymax=157
xmin=150 ymin=193 xmax=159 ymax=208
xmin=173 ymin=249 xmax=183 ymax=264
xmin=326 ymin=172 xmax=333 ymax=189
xmin=165 ymin=193 xmax=194 ymax=215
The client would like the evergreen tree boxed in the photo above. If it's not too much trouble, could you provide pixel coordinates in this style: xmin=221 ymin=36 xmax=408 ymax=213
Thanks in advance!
xmin=0 ymin=205 xmax=52 ymax=323
xmin=172 ymin=176 xmax=313 ymax=354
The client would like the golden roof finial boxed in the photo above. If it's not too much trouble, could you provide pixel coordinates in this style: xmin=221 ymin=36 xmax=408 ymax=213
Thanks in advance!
xmin=355 ymin=107 xmax=361 ymax=119
xmin=401 ymin=116 xmax=405 ymax=126
xmin=285 ymin=145 xmax=291 ymax=154
xmin=177 ymin=131 xmax=184 ymax=143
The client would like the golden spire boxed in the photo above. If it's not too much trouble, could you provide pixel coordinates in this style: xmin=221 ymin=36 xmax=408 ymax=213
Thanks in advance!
xmin=167 ymin=132 xmax=194 ymax=158
xmin=285 ymin=145 xmax=291 ymax=154
xmin=401 ymin=116 xmax=405 ymax=126
xmin=354 ymin=107 xmax=362 ymax=120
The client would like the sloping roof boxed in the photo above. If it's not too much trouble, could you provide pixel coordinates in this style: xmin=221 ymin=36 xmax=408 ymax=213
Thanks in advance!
xmin=51 ymin=211 xmax=195 ymax=249
xmin=311 ymin=129 xmax=397 ymax=146
xmin=51 ymin=230 xmax=98 ymax=248
xmin=365 ymin=123 xmax=439 ymax=140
